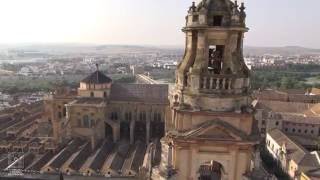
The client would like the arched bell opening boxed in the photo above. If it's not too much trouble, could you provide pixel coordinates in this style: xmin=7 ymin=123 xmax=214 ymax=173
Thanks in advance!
xmin=105 ymin=122 xmax=113 ymax=141
xmin=120 ymin=120 xmax=130 ymax=140
xmin=198 ymin=160 xmax=225 ymax=180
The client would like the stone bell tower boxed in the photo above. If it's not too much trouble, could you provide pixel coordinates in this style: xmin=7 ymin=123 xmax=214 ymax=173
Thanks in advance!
xmin=175 ymin=0 xmax=250 ymax=112
xmin=153 ymin=1 xmax=257 ymax=180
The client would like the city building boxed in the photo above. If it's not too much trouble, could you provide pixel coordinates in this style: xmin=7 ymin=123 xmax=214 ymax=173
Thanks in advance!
xmin=266 ymin=129 xmax=320 ymax=179
xmin=254 ymin=94 xmax=320 ymax=139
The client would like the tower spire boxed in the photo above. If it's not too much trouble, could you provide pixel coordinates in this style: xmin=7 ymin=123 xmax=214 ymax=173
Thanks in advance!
xmin=96 ymin=63 xmax=99 ymax=71
xmin=96 ymin=63 xmax=99 ymax=83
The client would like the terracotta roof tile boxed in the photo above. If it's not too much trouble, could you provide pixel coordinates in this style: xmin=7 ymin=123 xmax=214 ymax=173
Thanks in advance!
xmin=81 ymin=71 xmax=112 ymax=84
xmin=110 ymin=83 xmax=168 ymax=104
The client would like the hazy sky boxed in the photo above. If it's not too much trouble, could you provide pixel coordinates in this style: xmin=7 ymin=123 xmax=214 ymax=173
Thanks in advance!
xmin=0 ymin=0 xmax=319 ymax=48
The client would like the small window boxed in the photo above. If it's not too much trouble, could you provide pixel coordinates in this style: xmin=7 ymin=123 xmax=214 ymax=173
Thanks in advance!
xmin=58 ymin=112 xmax=62 ymax=119
xmin=298 ymin=129 xmax=301 ymax=133
xmin=285 ymin=128 xmax=288 ymax=132
xmin=193 ymin=15 xmax=199 ymax=22
xmin=140 ymin=111 xmax=146 ymax=121
xmin=111 ymin=112 xmax=118 ymax=120
xmin=305 ymin=130 xmax=308 ymax=133
xmin=63 ymin=107 xmax=66 ymax=117
xmin=104 ymin=92 xmax=107 ymax=98
xmin=311 ymin=130 xmax=314 ymax=134
xmin=83 ymin=115 xmax=90 ymax=128
xmin=90 ymin=92 xmax=94 ymax=97
xmin=275 ymin=121 xmax=279 ymax=126
xmin=292 ymin=128 xmax=296 ymax=133
xmin=262 ymin=120 xmax=266 ymax=125
xmin=213 ymin=15 xmax=223 ymax=26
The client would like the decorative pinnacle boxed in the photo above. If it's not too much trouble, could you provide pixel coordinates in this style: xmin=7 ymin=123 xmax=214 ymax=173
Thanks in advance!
xmin=95 ymin=63 xmax=99 ymax=71
xmin=191 ymin=1 xmax=196 ymax=12
xmin=234 ymin=0 xmax=239 ymax=8
xmin=240 ymin=2 xmax=246 ymax=12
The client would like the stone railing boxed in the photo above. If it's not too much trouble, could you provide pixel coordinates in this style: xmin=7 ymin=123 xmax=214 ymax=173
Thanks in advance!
xmin=200 ymin=74 xmax=235 ymax=91
xmin=197 ymin=73 xmax=250 ymax=95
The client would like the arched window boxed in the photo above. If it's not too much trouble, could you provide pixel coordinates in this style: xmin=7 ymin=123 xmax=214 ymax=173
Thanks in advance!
xmin=125 ymin=112 xmax=132 ymax=121
xmin=140 ymin=111 xmax=146 ymax=121
xmin=154 ymin=112 xmax=161 ymax=121
xmin=157 ymin=113 xmax=161 ymax=121
xmin=83 ymin=115 xmax=90 ymax=128
xmin=58 ymin=112 xmax=62 ymax=119
xmin=63 ymin=107 xmax=66 ymax=117
xmin=111 ymin=112 xmax=118 ymax=120
xmin=199 ymin=161 xmax=224 ymax=180
xmin=103 ymin=92 xmax=107 ymax=98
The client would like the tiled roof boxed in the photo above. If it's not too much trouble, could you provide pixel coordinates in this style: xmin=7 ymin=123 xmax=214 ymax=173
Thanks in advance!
xmin=130 ymin=141 xmax=147 ymax=173
xmin=110 ymin=142 xmax=130 ymax=172
xmin=45 ymin=139 xmax=84 ymax=169
xmin=255 ymin=100 xmax=311 ymax=114
xmin=89 ymin=140 xmax=114 ymax=172
xmin=26 ymin=152 xmax=54 ymax=171
xmin=69 ymin=142 xmax=92 ymax=171
xmin=81 ymin=71 xmax=112 ymax=84
xmin=268 ymin=129 xmax=307 ymax=164
xmin=110 ymin=83 xmax=168 ymax=104
xmin=311 ymin=88 xmax=320 ymax=95
xmin=72 ymin=98 xmax=106 ymax=105
xmin=279 ymin=113 xmax=320 ymax=124
xmin=254 ymin=89 xmax=320 ymax=103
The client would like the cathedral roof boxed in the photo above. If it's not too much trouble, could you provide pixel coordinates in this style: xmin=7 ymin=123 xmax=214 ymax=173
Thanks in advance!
xmin=81 ymin=71 xmax=112 ymax=84
xmin=110 ymin=83 xmax=169 ymax=104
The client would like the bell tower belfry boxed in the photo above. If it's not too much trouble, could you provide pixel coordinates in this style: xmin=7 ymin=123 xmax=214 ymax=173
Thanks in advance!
xmin=153 ymin=1 xmax=257 ymax=180
xmin=175 ymin=0 xmax=250 ymax=112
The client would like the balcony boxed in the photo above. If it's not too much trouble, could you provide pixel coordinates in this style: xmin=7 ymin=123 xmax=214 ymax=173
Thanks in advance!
xmin=198 ymin=74 xmax=249 ymax=94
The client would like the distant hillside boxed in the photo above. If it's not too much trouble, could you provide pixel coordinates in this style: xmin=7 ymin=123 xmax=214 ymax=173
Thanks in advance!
xmin=0 ymin=44 xmax=183 ymax=55
xmin=244 ymin=46 xmax=320 ymax=56
xmin=1 ymin=44 xmax=320 ymax=56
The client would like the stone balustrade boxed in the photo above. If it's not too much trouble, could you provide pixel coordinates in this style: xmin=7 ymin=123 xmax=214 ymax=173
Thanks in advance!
xmin=200 ymin=75 xmax=234 ymax=91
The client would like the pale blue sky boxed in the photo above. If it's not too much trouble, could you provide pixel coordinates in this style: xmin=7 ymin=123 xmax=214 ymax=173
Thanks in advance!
xmin=0 ymin=0 xmax=319 ymax=48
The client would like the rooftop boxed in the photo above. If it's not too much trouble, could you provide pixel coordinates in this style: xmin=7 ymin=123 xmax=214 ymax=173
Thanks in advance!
xmin=268 ymin=129 xmax=320 ymax=169
xmin=110 ymin=83 xmax=169 ymax=104
xmin=71 ymin=98 xmax=106 ymax=106
xmin=81 ymin=71 xmax=112 ymax=84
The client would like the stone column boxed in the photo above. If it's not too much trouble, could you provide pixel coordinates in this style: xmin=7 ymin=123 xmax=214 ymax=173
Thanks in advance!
xmin=216 ymin=79 xmax=220 ymax=89
xmin=228 ymin=79 xmax=232 ymax=90
xmin=146 ymin=120 xmax=150 ymax=144
xmin=113 ymin=123 xmax=120 ymax=143
xmin=167 ymin=143 xmax=173 ymax=169
xmin=203 ymin=77 xmax=207 ymax=89
xmin=130 ymin=120 xmax=135 ymax=144
xmin=209 ymin=77 xmax=213 ymax=89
